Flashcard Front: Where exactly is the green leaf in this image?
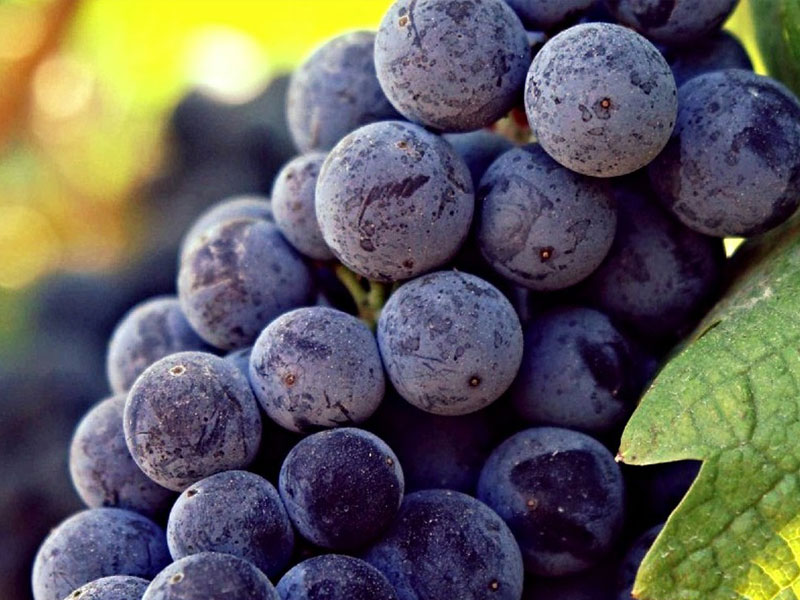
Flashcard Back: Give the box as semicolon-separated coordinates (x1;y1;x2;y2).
752;0;800;97
619;216;800;600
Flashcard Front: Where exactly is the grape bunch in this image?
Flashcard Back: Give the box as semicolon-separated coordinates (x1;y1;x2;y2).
31;0;800;599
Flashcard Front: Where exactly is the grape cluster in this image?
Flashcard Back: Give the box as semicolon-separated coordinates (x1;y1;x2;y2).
31;0;800;599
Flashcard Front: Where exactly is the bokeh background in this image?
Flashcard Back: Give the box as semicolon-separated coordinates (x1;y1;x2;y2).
0;1;791;599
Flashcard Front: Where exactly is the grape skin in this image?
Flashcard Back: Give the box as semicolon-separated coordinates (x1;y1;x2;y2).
61;576;149;600
276;555;398;600
287;31;400;153
374;0;530;132
32;508;170;600
511;307;638;434
477;427;625;576
124;351;262;492
477;144;617;291
604;0;739;45
166;470;294;578
142;552;278;600
315;121;474;282
249;306;385;433
648;69;800;237
178;218;314;350
69;395;175;518
271;153;334;261
364;489;524;600
377;270;523;416
525;23;677;177
106;296;208;394
278;428;403;550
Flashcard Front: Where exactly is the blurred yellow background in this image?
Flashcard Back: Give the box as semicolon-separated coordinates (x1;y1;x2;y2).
0;0;765;352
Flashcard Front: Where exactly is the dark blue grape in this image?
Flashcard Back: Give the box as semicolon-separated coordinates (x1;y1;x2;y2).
477;144;616;290
525;23;677;177
504;0;595;30
32;508;170;600
272;153;333;260
443;130;514;188
69;395;175;518
106;297;208;394
578;174;724;341
249;306;385;433
166;470;293;578
364;489;524;600
287;31;399;152
142;552;278;600
178;218;314;350
477;427;624;576
278;428;403;549
179;195;273;261
648;69;800;237
124;351;261;491
276;555;398;600
370;393;497;494
662;30;752;87
377;271;523;415
616;524;663;600
315;120;474;282
374;0;530;132
511;307;637;434
604;0;738;45
62;576;149;600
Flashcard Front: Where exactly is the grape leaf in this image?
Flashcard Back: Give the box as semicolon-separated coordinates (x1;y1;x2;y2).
751;0;800;97
619;215;800;600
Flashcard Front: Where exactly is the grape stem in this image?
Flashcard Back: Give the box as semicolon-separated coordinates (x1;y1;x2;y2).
334;264;388;329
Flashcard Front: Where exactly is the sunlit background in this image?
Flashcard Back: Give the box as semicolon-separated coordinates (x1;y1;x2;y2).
0;1;789;598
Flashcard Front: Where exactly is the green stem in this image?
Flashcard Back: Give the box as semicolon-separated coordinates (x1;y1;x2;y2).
334;264;389;329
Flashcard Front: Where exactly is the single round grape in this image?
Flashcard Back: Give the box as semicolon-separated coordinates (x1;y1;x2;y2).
32;508;170;600
276;555;398;600
69;395;175;518
62;576;149;600
278;428;403;549
578;174;724;341
364;489;524;600
106;296;208;394
124;351;262;491
504;0;595;30
377;271;523;415
374;0;530;132
662;30;752;87
178;218;314;350
525;23;677;177
142;552;278;600
287;31;400;152
166;470;293;578
477;144;617;290
604;0;739;45
370;393;497;494
648;69;800;237
316;121;474;281
250;306;385;433
616;524;663;600
443;130;514;188
272;153;334;260
477;427;625;576
511;307;638;434
179;195;273;261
